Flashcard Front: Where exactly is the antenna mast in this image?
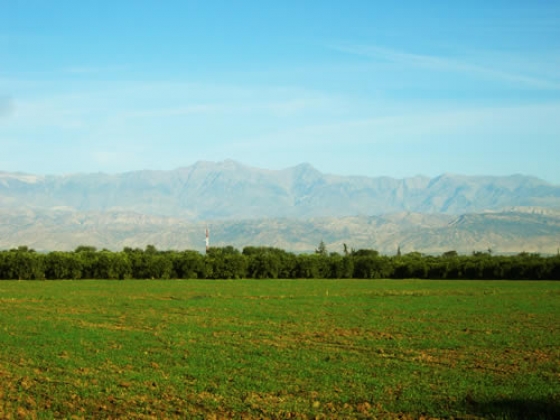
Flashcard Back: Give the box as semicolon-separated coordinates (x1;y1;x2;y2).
205;224;210;254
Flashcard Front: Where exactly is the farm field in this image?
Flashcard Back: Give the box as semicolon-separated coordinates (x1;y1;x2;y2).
0;280;559;419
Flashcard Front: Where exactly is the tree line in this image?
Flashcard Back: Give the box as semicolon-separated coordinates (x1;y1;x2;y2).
1;244;559;280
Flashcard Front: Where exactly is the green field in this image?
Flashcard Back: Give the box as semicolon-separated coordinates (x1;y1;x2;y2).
0;280;559;419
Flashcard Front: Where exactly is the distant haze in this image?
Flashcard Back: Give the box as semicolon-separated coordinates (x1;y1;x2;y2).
1;161;560;254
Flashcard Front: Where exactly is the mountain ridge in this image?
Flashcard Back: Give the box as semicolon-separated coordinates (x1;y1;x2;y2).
1;207;559;255
2;161;560;254
1;160;559;220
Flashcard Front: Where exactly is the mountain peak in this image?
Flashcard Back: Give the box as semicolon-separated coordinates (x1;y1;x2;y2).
1;163;558;220
292;162;316;170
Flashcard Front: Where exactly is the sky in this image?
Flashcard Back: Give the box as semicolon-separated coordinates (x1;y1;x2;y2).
1;1;560;182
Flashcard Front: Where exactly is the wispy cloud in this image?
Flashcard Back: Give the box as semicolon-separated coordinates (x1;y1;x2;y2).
232;101;560;153
332;44;560;90
3;79;338;133
62;65;128;75
121;104;218;119
469;15;560;34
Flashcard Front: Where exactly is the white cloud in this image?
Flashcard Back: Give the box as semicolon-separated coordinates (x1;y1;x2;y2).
332;44;560;90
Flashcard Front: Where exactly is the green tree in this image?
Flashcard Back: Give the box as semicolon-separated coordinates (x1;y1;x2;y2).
75;245;97;253
393;253;427;279
329;254;354;278
353;254;392;279
442;250;458;258
92;252;132;280
45;252;83;280
172;251;206;279
206;247;247;279
5;250;45;280
145;244;158;254
295;254;321;278
245;248;282;279
133;252;173;279
316;240;328;256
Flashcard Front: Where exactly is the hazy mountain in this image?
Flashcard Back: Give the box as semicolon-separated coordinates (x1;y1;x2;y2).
1;207;559;255
1;160;560;219
2;161;560;254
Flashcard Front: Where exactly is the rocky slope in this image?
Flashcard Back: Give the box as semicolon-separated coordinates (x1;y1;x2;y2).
1;160;560;219
1;207;559;255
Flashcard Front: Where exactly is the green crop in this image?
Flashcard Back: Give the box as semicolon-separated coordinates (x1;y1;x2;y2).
0;280;558;419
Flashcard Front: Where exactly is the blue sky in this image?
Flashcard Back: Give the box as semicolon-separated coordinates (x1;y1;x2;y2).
1;1;560;182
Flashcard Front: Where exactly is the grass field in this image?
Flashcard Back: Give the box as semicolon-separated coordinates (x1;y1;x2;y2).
0;279;559;419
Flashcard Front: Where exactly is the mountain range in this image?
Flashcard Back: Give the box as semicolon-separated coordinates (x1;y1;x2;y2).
1;160;560;254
